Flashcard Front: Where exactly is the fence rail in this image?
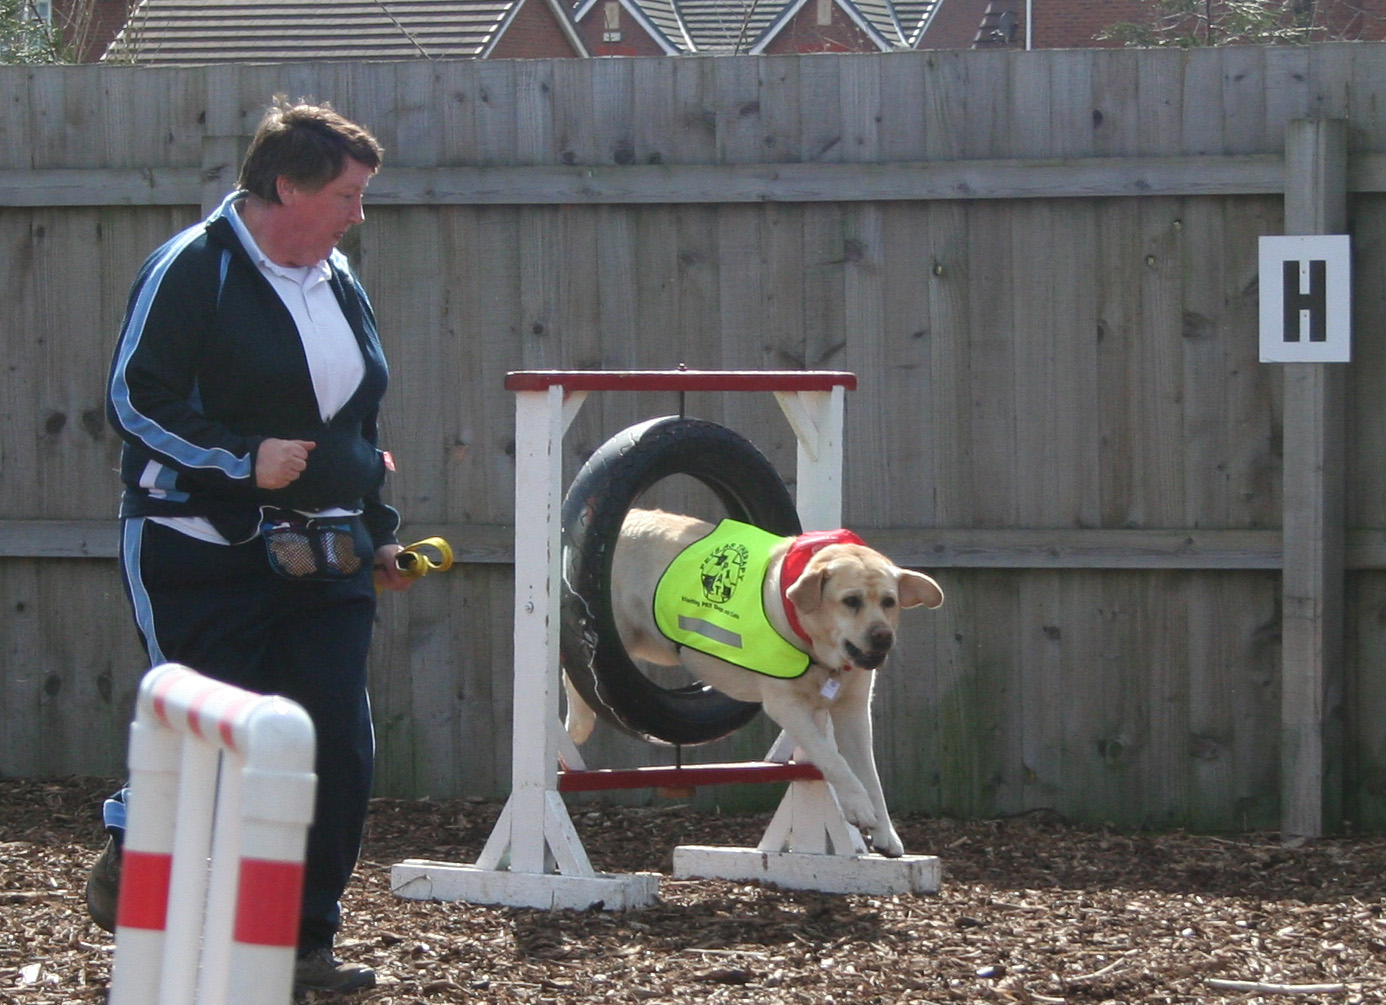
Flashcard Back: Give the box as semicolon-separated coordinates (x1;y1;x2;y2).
10;152;1386;208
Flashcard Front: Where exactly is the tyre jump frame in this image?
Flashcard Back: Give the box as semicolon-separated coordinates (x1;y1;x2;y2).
390;370;941;910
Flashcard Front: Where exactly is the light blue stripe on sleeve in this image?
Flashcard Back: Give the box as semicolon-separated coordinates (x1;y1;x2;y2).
108;194;254;481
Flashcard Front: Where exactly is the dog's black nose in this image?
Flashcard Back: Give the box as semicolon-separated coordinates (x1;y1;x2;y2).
846;627;895;669
866;625;894;652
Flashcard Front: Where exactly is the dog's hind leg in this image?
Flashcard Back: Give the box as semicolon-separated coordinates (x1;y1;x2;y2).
562;672;597;745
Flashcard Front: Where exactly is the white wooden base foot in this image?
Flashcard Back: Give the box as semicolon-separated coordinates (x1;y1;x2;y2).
390;860;660;911
671;846;941;896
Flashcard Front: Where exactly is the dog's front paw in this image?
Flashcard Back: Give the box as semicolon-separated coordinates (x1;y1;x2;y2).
870;821;904;858
837;788;879;830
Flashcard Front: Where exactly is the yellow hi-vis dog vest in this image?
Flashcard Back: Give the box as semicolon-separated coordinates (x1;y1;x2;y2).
653;519;811;679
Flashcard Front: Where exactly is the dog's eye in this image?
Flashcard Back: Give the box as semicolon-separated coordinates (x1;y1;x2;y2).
882;596;897;609
843;595;863;611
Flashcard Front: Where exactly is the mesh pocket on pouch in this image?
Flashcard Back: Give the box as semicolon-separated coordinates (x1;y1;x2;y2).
261;513;364;580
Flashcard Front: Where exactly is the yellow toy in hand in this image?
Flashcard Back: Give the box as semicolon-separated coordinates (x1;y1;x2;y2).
393;537;454;579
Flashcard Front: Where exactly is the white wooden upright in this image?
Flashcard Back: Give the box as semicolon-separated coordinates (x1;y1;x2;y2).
391;370;939;908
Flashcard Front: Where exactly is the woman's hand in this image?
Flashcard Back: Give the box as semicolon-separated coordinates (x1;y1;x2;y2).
256;438;316;489
373;544;413;592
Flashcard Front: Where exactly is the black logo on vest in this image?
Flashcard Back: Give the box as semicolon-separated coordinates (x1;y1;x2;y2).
700;542;749;604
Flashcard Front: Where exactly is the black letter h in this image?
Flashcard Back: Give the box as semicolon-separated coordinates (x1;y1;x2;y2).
1282;259;1327;343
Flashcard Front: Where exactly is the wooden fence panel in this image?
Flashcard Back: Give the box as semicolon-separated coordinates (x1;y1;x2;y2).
1348;194;1386;529
1;562;45;776
4;47;1386;831
962;202;1017;527
1348;572;1386;829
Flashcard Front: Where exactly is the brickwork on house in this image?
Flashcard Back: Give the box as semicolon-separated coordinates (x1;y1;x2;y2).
54;0;133;61
914;0;985;48
488;0;584;56
1316;0;1386;38
1029;0;1146;48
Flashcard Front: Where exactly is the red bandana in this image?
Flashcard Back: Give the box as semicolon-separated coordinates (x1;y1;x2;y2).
779;529;866;648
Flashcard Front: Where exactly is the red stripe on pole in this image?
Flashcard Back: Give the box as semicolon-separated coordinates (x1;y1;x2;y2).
215;693;257;753
218;715;236;751
504;369;857;393
152;672;180;728
234;859;305;947
116;850;172;931
186;686;212;740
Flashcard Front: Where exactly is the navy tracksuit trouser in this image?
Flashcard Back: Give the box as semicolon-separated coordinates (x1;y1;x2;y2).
118;517;377;953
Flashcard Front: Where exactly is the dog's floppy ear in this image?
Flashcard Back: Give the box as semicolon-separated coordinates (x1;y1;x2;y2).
898;569;944;609
786;567;827;614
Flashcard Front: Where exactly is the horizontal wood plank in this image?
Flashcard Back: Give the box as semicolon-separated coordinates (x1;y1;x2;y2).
864;528;1284;570
0;521;121;559
374;155;1289;204
14;153;1386;210
0;153;1317;209
0;168;201;206
18;520;1386;570
0;520;513;564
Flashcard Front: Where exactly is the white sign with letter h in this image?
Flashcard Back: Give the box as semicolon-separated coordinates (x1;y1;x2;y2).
1259;234;1352;363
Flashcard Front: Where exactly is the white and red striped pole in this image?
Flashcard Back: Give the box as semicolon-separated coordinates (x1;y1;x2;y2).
108;663;317;1005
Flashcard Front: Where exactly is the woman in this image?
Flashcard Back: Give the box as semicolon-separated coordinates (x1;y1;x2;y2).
91;98;411;994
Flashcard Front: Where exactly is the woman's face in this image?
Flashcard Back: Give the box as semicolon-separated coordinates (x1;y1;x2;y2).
275;157;375;266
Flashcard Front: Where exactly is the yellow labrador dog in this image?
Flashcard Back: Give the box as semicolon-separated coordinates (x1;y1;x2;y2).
565;508;944;857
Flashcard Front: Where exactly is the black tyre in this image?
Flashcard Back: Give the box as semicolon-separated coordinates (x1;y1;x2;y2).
560;416;801;746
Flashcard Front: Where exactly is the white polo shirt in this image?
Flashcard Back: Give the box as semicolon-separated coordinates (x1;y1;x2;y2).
227;202;365;422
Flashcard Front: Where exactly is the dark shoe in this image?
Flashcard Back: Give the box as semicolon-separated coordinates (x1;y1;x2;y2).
85;836;121;933
294;948;376;994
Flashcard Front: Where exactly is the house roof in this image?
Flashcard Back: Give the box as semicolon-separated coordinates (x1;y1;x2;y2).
105;0;1380;65
676;0;786;53
571;0;686;53
849;0;942;48
892;0;938;45
749;0;893;52
625;0;692;51
102;0;584;63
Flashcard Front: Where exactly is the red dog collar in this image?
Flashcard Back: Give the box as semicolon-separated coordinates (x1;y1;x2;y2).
779;529;866;648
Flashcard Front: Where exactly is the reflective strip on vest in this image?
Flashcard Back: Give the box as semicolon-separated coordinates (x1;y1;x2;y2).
653;519;811;679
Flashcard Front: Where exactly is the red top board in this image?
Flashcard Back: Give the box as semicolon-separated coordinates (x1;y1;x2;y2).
506;370;857;392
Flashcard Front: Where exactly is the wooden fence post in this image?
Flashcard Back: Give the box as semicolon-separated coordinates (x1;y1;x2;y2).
1280;118;1348;840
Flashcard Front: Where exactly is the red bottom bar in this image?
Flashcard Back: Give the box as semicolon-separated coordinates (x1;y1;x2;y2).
558;760;822;792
